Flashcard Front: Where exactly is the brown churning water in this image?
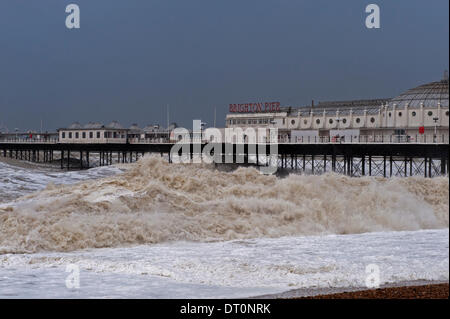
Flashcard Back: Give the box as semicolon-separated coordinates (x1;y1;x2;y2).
0;156;448;253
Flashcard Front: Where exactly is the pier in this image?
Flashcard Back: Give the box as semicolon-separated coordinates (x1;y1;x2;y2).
0;139;448;177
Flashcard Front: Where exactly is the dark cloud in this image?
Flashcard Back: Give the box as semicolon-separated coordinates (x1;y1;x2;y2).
0;0;448;131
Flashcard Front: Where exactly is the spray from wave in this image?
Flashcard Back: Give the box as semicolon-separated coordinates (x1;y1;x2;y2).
0;156;448;253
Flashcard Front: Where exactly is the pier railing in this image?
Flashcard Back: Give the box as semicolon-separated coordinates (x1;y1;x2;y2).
0;134;448;144
285;134;449;144
0;138;59;144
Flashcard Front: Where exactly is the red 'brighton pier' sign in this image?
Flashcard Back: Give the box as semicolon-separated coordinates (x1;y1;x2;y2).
229;102;281;113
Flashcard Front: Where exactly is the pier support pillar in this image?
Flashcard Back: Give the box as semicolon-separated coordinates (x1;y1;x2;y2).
441;156;447;176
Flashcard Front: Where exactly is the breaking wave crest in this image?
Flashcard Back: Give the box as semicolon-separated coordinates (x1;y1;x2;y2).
0;156;448;253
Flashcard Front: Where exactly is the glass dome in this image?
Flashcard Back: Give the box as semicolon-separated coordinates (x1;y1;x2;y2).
389;78;449;108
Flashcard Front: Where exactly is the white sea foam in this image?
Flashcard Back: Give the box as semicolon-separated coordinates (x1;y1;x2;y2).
0;160;122;204
0;229;448;298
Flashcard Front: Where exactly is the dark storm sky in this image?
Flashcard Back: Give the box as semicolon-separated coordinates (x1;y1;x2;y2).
0;0;448;131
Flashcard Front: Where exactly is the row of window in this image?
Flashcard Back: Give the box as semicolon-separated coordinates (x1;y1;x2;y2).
229;110;449;127
229;117;376;126
386;110;449;117
229;118;271;125
61;131;125;139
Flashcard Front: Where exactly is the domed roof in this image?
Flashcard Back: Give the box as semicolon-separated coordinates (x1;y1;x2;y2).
143;124;160;132
129;123;143;132
106;121;124;129
389;78;448;108
68;122;82;129
83;121;104;129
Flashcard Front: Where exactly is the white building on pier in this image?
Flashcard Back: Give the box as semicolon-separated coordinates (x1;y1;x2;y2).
225;77;449;143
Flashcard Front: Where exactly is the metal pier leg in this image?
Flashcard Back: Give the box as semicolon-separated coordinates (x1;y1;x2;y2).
350;157;353;177
362;156;365;176
383;156;387;178
404;157;408;177
428;158;432;178
410;158;413;176
390;156;393;177
332;154;336;172
424;158;427;178
368;155;372;176
61;150;64;169
441;156;447;176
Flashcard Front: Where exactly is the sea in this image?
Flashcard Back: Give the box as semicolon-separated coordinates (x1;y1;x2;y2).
0;156;448;298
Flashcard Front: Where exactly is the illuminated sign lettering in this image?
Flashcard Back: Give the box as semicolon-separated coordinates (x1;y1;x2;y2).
229;102;281;113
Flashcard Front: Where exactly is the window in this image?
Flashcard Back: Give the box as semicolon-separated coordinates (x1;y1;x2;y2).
68;132;72;138
97;132;101;138
316;119;321;124
412;111;417;117
304;119;308;125
428;111;433;116
291;119;295;125
388;112;392;117
329;119;333;124
82;132;86;138
398;112;402;117
370;117;375;123
62;132;65;138
356;118;361;123
104;132;107;138
89;132;93;138
75;132;79;138
446;111;449;117
342;118;347;124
